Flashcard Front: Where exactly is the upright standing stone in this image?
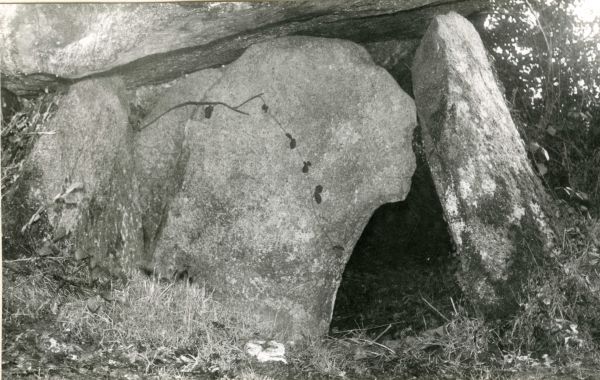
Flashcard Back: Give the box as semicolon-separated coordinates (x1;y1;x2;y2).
412;12;556;316
28;78;144;278
153;36;417;338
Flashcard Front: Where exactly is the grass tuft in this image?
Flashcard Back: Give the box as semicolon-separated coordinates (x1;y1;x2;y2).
58;271;261;373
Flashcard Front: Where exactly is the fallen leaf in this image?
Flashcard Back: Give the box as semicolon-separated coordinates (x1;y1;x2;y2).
536;163;548;176
62;192;81;205
528;141;540;153
38;241;54;257
86;296;102;313
575;191;589;202
100;291;114;302
354;347;368;360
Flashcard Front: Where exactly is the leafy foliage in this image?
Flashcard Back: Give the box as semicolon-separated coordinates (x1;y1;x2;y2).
480;0;600;214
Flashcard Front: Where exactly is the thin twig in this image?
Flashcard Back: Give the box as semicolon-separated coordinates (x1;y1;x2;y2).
3;256;68;263
158;282;175;299
450;296;458;315
351;337;396;354
21;205;46;233
234;92;264;109
24;131;56;135
137;93;264;131
137;101;246;131
332;320;407;335
420;295;449;322
373;324;392;342
524;0;555;128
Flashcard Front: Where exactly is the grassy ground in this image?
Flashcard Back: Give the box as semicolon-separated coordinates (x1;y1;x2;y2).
3;92;600;380
3;223;600;380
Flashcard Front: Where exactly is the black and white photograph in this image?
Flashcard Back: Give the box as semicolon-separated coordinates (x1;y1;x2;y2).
1;1;599;378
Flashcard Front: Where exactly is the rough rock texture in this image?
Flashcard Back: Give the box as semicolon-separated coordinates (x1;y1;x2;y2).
0;1;487;95
1;87;21;123
133;69;223;269
27;78;143;277
363;39;421;96
412;12;556;315
153;36;417;337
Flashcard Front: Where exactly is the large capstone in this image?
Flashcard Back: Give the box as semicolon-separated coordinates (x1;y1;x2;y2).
0;2;487;95
152;36;417;338
412;12;556;316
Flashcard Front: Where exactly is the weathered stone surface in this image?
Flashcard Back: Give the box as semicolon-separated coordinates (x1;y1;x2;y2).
132;69;223;269
1;87;21;123
363;39;421;95
153;36;417;337
27;77;143;277
0;1;487;95
412;12;556;315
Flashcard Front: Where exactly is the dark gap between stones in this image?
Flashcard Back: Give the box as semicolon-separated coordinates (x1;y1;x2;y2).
330;126;462;339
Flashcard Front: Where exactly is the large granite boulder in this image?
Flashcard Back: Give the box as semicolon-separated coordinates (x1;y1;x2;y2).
0;1;487;95
25;78;144;277
133;69;223;269
153;36;417;337
412;12;556;316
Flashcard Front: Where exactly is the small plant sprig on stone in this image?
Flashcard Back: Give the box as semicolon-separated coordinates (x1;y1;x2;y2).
139;92;344;251
135;93;265;131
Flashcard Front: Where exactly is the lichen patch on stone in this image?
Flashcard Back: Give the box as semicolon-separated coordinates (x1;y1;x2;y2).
413;12;556;315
